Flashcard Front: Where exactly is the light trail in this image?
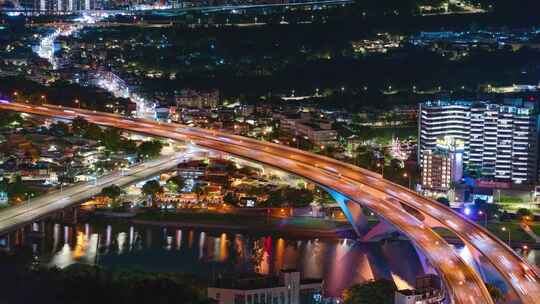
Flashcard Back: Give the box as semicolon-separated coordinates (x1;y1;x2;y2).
7;103;540;304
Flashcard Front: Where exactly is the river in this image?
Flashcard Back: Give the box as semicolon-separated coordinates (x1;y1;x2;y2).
9;220;432;297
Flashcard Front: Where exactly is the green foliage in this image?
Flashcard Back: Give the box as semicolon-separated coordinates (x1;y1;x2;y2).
142;180;163;207
343;279;397;304
223;192;239;206
142;180;163;196
138;140;163;159
516;208;533;219
2;175;36;204
497;195;524;204
0;111;23;128
20;264;212;304
100;128;123;151
264;186;314;208
71;117;137;154
49;121;70;137
356;145;377;170
166;175;185;193
436;197;450;206
101;184;123;202
71;116;90;137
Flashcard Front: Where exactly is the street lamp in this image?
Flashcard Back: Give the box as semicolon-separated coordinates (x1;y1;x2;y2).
501;226;511;246
377;162;384;178
26;192;33;204
478;210;487;227
403;172;411;189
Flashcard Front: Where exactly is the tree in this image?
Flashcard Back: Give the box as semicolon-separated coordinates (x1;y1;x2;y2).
142;180;163;207
71;116;90;137
138;140;163;159
283;187;314;208
6;175;34;204
436;197;450;207
516;208;533;220
192;182;204;200
356;145;377;170
101;184;123;205
49;121;70;137
343;279;396;304
17;264;214;304
166;175;185;194
84;124;103;141
475;200;501;219
101;128;123;152
0;111;23;128
264;190;283;207
223;192;239;206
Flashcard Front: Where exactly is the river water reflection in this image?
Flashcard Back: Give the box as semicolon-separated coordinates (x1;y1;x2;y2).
10;221;538;297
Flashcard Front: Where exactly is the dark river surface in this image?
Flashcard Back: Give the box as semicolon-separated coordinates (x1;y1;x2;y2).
4;220;539;297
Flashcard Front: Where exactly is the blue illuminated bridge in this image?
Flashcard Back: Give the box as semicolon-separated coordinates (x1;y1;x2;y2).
0;102;539;304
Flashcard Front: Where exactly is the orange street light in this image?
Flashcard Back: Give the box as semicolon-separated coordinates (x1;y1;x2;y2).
501;226;511;246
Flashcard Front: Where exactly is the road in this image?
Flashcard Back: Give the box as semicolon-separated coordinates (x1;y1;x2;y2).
1;0;352;14
0;152;185;234
2;102;540;303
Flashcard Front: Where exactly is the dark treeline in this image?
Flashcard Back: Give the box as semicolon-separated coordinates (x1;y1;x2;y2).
0;250;213;304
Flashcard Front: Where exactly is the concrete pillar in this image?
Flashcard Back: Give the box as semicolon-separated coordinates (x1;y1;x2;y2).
324;187;369;236
72;207;78;224
361;220;397;242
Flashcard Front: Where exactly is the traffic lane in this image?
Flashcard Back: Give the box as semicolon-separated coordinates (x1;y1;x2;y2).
0;103;505;303
195;138;493;304
0;154;185;233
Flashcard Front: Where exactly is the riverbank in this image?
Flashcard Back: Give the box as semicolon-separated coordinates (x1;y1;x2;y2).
125;211;357;238
95;210;540;247
433;221;540;249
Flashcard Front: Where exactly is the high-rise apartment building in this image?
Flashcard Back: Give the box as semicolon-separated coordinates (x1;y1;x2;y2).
418;100;540;185
421;137;464;192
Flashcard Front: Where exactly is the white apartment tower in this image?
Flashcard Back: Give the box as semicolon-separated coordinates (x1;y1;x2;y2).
419;100;540;185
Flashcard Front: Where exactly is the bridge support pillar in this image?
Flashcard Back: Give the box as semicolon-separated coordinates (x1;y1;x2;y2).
361;221;397;242
324;187;368;236
72;207;78;224
30;221;46;236
412;243;437;276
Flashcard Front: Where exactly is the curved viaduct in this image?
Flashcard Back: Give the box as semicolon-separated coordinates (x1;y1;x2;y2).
2;102;540;304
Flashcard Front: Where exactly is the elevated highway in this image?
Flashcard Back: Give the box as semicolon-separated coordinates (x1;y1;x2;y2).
0;153;186;233
1;102;540;303
0;0;352;14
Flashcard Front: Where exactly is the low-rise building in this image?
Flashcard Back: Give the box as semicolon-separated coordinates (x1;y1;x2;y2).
176;160;208;179
394;274;444;304
208;270;323;304
175;89;220;109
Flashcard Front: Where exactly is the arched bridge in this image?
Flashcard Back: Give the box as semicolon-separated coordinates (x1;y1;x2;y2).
1;102;539;304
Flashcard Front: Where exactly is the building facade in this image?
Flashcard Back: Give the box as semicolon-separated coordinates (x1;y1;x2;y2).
421;137;464;193
207;270;323;304
419;100;540;185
